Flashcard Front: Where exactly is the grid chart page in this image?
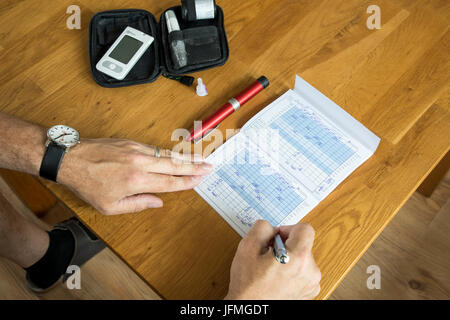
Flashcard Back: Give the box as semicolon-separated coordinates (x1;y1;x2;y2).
195;90;376;236
245;91;366;200
196;135;315;236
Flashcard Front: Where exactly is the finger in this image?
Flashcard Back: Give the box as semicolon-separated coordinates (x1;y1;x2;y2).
156;149;206;164
141;173;203;193
279;223;315;254
150;147;174;158
138;145;204;163
131;143;212;170
163;150;205;163
109;194;163;215
129;144;172;159
278;224;295;242
302;284;321;300
246;220;278;253
145;157;213;176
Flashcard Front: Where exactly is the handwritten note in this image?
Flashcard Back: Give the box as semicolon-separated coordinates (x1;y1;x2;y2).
195;76;380;236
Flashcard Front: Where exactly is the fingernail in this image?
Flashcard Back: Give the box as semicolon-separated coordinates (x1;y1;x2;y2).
149;202;163;208
192;176;202;183
193;154;205;163
202;162;213;171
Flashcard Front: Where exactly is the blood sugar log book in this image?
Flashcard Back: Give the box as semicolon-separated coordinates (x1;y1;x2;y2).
195;75;380;236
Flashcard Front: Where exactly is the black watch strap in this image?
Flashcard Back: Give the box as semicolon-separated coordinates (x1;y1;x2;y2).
39;142;66;182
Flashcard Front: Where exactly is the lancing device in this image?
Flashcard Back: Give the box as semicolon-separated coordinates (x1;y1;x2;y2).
165;10;188;69
186;76;270;143
273;234;289;264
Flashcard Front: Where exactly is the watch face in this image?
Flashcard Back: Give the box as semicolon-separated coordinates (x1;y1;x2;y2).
47;125;80;148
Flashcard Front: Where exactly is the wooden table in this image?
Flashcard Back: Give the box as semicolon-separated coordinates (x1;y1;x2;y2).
1;0;449;299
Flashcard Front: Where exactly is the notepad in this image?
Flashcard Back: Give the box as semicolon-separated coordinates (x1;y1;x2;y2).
195;75;380;236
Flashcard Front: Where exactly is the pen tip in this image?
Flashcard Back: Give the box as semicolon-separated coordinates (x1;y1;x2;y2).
280;256;289;264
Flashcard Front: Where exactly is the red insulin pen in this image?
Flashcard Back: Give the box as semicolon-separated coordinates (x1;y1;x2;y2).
186;76;270;143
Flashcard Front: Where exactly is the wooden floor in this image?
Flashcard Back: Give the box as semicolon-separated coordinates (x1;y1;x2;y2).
0;177;160;300
331;172;450;299
0;172;448;299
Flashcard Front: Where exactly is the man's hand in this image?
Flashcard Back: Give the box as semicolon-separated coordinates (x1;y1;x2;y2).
225;220;321;300
0;113;212;215
58;139;212;215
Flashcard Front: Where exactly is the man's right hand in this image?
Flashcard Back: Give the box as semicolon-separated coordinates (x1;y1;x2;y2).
57;138;213;215
225;220;321;300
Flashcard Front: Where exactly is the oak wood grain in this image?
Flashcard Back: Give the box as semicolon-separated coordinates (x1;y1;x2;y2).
0;0;449;299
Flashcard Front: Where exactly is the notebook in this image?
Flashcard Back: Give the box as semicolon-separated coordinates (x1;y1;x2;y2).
195;75;380;236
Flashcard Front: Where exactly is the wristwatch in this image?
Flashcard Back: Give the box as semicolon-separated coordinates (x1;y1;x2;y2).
39;125;80;182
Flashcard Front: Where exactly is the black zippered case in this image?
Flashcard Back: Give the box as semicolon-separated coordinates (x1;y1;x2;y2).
89;5;229;88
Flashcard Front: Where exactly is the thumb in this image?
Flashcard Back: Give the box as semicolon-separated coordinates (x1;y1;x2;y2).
113;194;163;214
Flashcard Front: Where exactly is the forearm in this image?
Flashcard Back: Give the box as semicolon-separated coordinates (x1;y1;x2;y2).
0;112;212;215
0;112;47;176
